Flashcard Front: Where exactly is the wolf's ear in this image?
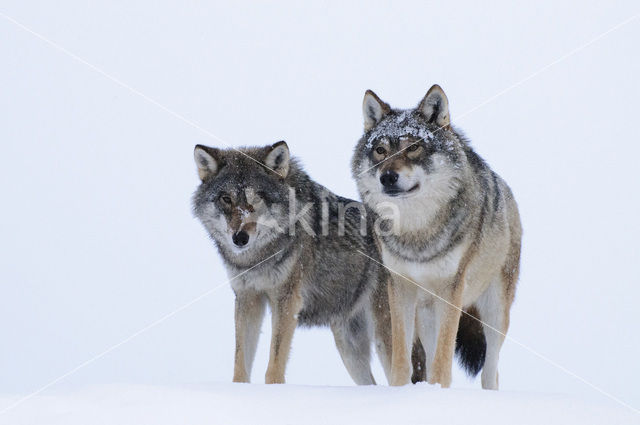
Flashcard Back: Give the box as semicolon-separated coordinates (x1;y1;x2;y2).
194;145;220;181
363;90;390;131
418;84;450;128
264;141;290;178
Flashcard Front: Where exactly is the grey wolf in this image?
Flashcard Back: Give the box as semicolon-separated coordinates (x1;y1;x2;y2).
351;85;522;389
192;142;393;384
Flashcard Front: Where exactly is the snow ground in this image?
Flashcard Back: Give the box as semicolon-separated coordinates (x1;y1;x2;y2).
1;384;637;425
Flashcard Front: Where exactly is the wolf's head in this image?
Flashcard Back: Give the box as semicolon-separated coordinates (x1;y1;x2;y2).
352;85;468;228
192;142;292;258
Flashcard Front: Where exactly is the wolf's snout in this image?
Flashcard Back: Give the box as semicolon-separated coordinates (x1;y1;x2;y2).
380;170;399;187
232;230;250;247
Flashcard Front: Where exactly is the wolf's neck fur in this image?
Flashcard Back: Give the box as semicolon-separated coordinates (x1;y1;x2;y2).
377;183;475;263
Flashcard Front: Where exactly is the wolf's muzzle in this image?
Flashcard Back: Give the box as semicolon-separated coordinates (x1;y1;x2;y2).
380;170;399;187
232;230;250;247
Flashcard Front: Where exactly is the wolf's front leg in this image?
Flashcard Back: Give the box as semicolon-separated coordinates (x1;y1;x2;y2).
427;284;464;388
371;275;393;384
265;279;303;384
388;277;418;386
233;290;267;383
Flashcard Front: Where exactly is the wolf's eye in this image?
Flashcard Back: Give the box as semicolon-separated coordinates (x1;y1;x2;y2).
407;143;419;152
220;195;232;204
375;146;386;155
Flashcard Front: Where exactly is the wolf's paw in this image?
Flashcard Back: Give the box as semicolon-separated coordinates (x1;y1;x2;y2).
427;370;452;388
390;365;411;386
265;370;285;384
232;374;250;383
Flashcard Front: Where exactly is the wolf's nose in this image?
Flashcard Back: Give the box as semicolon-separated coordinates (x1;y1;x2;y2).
380;171;399;187
232;230;250;247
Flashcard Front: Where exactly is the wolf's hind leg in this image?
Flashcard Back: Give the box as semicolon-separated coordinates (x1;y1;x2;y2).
475;279;510;390
331;311;376;385
233;290;266;383
414;301;438;382
411;337;426;383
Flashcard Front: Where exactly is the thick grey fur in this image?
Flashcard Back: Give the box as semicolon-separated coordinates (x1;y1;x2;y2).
193;144;391;385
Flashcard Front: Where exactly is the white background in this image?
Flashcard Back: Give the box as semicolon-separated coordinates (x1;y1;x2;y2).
1;0;638;413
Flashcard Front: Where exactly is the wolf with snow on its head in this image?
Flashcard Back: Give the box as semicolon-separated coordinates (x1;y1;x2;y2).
351;85;522;389
352;85;474;234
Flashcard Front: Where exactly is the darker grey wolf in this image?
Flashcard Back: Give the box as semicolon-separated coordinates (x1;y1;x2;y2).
351;85;522;389
192;141;392;384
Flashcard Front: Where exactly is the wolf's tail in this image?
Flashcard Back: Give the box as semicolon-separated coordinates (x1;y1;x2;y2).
455;305;486;377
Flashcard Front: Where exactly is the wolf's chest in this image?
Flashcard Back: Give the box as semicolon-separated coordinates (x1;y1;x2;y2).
231;272;281;292
380;242;465;286
227;253;298;293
